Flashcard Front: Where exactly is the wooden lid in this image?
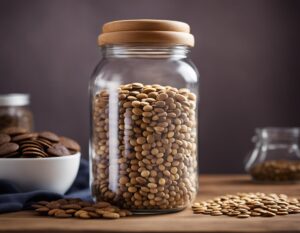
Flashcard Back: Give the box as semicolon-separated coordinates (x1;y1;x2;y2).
98;19;194;47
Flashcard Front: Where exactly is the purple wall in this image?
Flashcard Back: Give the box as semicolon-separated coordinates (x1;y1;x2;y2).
0;0;299;173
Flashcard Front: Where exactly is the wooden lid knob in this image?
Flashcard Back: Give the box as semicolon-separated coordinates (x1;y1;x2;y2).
98;19;194;47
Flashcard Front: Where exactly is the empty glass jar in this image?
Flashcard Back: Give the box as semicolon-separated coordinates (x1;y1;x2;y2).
89;19;199;213
245;127;300;182
0;94;33;131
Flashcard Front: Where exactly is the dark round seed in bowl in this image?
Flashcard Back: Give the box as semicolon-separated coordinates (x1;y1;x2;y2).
0;142;19;156
39;131;60;142
47;143;71;156
0;133;11;145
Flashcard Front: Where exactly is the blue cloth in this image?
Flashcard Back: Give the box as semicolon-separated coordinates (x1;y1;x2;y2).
0;159;91;213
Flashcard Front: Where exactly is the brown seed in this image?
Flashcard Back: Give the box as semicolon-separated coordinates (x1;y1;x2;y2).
88;211;101;218
143;105;153;112
250;212;261;217
291;209;300;214
237;214;250;218
103;212;120;219
36;138;53;148
262;212;276;217
158;178;166;186
132;108;143;115
79;211;91;219
47;143;70;156
157;93;168;101
39;131;60;142
0;143;19;156
35;207;50;213
141;170;150;178
48;208;61;216
12;133;37;142
74;210;86;217
65;209;77;214
136;176;147;184
59;136;81;152
277;211;289;215
128;186;137;193
211;211;223;216
0;133;11;145
119;176;129;185
136;137;146;144
60;204;82;210
175;94;187;102
118;210;128;217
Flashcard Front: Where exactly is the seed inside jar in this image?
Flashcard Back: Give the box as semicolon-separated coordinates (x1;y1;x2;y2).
92;83;197;211
250;160;300;182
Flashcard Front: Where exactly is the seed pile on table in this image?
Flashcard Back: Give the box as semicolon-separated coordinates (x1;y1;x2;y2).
0;127;80;158
32;198;132;219
92;83;198;211
250;160;300;182
192;193;300;218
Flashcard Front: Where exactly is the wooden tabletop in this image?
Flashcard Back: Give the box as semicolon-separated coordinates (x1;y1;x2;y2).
0;175;300;233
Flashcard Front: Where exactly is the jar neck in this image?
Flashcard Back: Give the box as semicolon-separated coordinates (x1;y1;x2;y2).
254;127;300;145
101;44;190;59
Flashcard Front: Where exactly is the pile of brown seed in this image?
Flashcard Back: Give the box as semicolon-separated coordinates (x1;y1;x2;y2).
92;83;197;211
0;127;80;158
250;160;300;182
192;193;300;218
32;198;132;219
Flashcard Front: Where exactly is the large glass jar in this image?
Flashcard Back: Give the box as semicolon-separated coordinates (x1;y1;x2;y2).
0;94;33;131
89;19;199;213
245;127;300;182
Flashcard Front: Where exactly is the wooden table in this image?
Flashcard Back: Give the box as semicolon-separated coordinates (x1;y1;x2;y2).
0;175;299;233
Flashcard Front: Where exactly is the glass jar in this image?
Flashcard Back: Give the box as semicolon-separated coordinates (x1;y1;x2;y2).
89;19;199;213
0;94;33;131
245;127;300;182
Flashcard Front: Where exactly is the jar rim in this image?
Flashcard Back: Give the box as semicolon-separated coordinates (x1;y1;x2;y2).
254;127;300;142
255;127;300;134
0;94;30;106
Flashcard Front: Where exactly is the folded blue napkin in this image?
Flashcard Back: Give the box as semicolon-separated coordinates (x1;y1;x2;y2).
0;159;91;213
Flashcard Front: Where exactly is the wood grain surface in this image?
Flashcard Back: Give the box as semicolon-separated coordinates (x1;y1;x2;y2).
0;175;299;233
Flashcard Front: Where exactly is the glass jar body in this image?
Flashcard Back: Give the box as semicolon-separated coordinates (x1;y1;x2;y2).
245;128;300;182
0;105;33;131
89;45;199;213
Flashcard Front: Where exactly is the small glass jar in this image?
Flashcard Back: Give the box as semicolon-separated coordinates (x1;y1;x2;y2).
0;94;33;131
245;127;300;182
89;19;199;213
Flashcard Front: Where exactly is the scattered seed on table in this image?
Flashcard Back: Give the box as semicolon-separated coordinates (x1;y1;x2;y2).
32;198;132;219
192;192;300;219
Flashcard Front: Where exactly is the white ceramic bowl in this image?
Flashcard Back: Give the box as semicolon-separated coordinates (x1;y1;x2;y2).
0;153;81;194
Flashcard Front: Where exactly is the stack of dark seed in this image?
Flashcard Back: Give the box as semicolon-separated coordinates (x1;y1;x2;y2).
32;198;132;219
192;192;300;219
0;127;80;158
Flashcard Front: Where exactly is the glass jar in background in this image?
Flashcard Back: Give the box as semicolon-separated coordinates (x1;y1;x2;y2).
90;19;199;213
0;94;33;131
245;127;300;182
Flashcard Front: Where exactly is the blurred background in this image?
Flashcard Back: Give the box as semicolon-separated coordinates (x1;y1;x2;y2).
0;0;299;173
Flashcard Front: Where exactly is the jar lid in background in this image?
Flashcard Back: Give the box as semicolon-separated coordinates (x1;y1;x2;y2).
0;94;30;106
98;19;195;47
